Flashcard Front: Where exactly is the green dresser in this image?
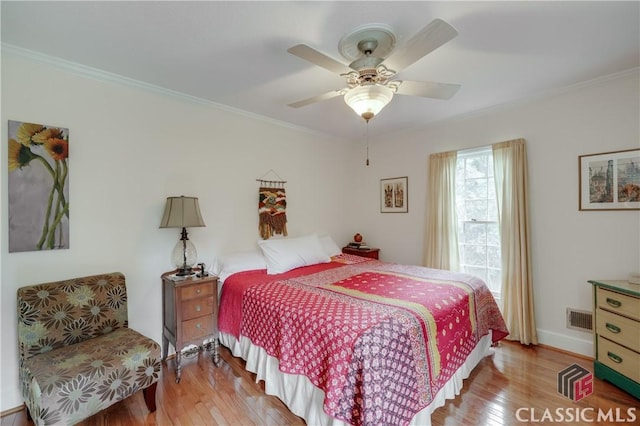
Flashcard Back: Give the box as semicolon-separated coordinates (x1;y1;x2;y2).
588;279;640;398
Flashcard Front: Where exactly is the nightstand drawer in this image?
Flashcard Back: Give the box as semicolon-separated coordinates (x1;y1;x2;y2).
597;336;640;383
181;282;214;300
182;316;215;341
182;296;215;321
596;308;640;352
597;287;640;321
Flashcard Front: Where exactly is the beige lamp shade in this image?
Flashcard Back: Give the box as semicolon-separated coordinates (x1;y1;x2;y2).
159;196;205;275
159;196;206;229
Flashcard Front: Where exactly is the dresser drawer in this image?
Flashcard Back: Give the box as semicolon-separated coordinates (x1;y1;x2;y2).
597;287;640;321
597;336;640;383
182;296;215;321
180;282;214;300
596;308;640;352
182;316;215;342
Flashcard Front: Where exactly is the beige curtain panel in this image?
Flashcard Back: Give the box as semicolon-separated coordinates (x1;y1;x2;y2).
493;138;537;345
424;150;460;270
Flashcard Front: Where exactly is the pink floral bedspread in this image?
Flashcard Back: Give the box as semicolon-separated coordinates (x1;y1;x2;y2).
218;255;508;426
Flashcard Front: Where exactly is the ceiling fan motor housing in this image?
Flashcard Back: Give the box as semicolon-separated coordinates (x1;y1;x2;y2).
349;54;384;71
359;68;378;83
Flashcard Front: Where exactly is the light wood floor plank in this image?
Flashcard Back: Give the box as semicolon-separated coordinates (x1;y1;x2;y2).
2;342;637;425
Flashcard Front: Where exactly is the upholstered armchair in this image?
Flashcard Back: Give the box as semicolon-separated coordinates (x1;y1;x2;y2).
17;272;161;425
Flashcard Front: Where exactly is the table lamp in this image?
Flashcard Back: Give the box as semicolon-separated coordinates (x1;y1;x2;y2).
159;196;206;276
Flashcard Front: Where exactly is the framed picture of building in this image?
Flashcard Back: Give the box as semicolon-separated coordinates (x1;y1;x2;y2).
579;148;639;210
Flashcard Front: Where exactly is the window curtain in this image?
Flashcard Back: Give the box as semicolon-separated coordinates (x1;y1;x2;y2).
493;138;538;345
424;150;460;270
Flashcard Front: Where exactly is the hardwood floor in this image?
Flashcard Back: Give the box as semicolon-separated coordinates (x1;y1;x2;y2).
430;342;638;425
2;342;637;425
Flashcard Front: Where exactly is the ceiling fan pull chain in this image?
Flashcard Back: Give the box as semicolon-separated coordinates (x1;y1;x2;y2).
366;120;370;166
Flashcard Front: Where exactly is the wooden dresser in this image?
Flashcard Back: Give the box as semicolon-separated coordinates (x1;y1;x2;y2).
161;272;220;382
589;279;639;398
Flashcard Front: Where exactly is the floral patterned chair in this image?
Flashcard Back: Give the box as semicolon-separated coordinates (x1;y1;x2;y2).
17;272;161;425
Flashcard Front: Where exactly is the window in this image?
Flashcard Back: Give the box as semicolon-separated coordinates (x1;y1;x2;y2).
426;139;533;341
455;147;502;299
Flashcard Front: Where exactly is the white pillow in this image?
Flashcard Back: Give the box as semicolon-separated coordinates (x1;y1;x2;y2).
319;234;342;257
258;234;331;275
211;250;267;283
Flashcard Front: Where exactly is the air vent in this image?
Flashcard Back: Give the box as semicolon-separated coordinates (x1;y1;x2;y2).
566;308;593;332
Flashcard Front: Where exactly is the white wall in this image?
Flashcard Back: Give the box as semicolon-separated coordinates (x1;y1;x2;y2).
346;69;640;356
0;51;351;411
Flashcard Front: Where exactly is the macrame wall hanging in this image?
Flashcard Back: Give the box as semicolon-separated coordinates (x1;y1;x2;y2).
256;170;287;240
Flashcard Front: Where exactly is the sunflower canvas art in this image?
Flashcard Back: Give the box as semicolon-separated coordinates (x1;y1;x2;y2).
8;120;69;252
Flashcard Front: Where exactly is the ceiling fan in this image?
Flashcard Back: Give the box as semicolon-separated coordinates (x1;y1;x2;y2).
287;19;461;121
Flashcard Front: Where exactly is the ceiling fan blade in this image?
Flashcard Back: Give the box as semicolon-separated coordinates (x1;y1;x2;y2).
385;19;458;72
287;90;344;108
395;80;461;100
287;44;351;75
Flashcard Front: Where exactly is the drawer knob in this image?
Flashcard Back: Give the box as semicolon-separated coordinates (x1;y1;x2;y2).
607;351;623;364
606;297;621;308
196;323;201;329
196;289;202;294
605;323;621;334
196;305;201;312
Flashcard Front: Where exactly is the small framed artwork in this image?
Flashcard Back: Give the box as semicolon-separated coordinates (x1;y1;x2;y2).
579;148;640;211
380;176;408;213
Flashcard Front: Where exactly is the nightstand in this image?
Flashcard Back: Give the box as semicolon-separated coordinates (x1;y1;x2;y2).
342;246;380;260
161;271;220;383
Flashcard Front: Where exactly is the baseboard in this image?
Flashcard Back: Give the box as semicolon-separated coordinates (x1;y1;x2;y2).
0;404;25;417
536;328;593;358
537;343;593;361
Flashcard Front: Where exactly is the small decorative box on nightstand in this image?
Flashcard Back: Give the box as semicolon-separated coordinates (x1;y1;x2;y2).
161;271;221;383
588;279;639;398
342;246;380;260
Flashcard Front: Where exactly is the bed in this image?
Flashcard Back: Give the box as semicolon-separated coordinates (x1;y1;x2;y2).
214;235;508;426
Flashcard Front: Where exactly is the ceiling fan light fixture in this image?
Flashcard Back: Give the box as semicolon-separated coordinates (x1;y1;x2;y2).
344;84;394;121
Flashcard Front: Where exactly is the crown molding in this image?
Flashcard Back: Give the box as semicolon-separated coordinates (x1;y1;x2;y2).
431;67;640;128
4;43;635;144
1;43;339;141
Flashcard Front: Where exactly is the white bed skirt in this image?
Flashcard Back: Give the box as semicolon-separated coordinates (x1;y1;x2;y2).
219;331;494;426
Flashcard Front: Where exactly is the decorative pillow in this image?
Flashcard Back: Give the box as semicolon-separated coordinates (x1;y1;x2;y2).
319;234;342;257
258;234;331;275
211;250;267;283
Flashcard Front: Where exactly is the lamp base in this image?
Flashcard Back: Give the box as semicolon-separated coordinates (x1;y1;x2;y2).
171;228;198;276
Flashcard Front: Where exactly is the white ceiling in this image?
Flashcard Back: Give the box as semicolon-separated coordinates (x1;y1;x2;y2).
2;1;639;140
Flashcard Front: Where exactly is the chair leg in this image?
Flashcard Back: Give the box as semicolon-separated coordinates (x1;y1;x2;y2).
143;382;157;412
